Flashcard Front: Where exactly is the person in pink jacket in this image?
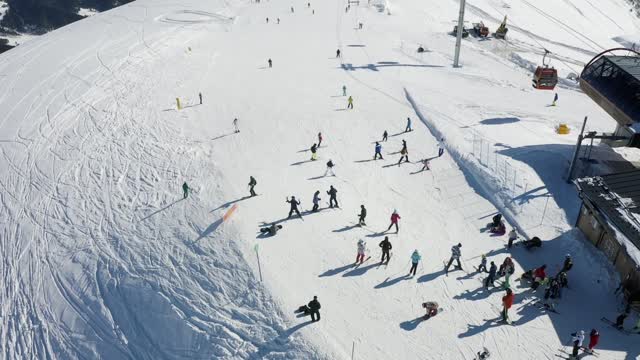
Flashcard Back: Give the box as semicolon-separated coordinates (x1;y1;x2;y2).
386;210;401;233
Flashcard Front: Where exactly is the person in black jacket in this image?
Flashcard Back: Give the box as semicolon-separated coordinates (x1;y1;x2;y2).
561;255;573;273
379;236;392;264
485;262;497;288
248;176;257;197
308;296;321;322
358;205;367;226
327;186;338;208
286;196;302;219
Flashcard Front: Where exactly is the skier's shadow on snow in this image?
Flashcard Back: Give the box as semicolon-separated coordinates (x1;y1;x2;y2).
307;175;331;181
343;263;378;277
254;321;314;357
458;318;503;338
374;274;409;289
365;231;388;238
417;269;447;283
399;316;425;331
333;224;359;233
210;196;252;212
290;159;315;166
453;287;493;301
192;218;223;243
138;198;183;222
318;263;355;277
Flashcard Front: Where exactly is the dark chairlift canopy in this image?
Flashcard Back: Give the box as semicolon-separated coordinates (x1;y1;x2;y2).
580;48;640;127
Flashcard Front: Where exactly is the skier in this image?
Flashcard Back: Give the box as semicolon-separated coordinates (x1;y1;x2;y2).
325;159;335;176
268;58;272;68
374;142;383;160
266;17;269;23
401;139;407;153
342;85;347;96
485;261;497;288
386;209;401;233
561;254;573;273
291;6;294;13
312;190;321;212
233;118;240;133
532;265;547;290
570;330;585;359
409;250;421;276
308;296;321;322
397;145;409;165
199;92;203;105
523;236;542;249
307;2;310;7
507;228;517;248
260;223;282;236
358;205;367;226
182;182;190;199
359;22;363;29
587;328;599;354
437;137;445;157
318;132;323;147
379;236;392;264
552;92;558;106
310;143;318;161
382;130;388;142
277;18;280;24
336;49;341;58
286;196;302;219
420;158;430;171
248;176;257;196
405;117;412;132
557;271;568;291
347;96;354;109
543;277;560;310
327;185;338;208
445;243;463;273
501;288;514;323
356;239;367;264
477;254;488;273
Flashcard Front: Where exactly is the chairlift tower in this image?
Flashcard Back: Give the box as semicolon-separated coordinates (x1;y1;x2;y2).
453;0;466;67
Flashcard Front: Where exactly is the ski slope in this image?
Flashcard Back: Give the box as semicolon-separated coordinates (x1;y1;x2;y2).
0;0;639;359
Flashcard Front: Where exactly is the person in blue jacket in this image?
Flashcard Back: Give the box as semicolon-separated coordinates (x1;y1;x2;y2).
409;250;421;276
405;117;412;132
374;142;383;160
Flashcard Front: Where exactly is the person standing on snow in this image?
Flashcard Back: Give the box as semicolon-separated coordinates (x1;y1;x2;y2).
532;265;547;290
199;92;203;105
379;236;392;264
358;205;367;226
507;228;517;248
587;329;599;354
312;191;321;212
382;130;388;142
268;58;272;68
327;185;338;208
445;243;463;272
386;209;401;233
437;137;445;157
248;176;257;197
286;196;302;219
374;142;383;160
336;49;341;58
485;261;497;288
291;6;294;13
266;17;269;23
397;145;409;165
570;330;585;358
420;158;430;171
325;159;335;176
308;296;321;322
409;250;421;276
356;239;367;264
501;288;514;323
342;85;347;96
552;92;558;106
318;132;323;147
405;117;412;132
477;254;488;273
310;143;318;161
233;118;240;133
182;182;190;199
561;254;573;273
347;96;354;109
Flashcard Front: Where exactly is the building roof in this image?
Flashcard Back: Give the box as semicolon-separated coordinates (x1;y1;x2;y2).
576;169;640;252
607;55;640;83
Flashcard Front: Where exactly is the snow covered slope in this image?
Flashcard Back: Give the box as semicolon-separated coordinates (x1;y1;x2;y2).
0;0;639;359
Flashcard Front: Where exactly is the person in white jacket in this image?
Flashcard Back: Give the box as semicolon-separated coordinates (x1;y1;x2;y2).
570;330;585;359
356;239;367;264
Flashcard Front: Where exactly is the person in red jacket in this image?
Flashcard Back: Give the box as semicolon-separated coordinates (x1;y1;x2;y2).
501;288;514;323
587;328;599;354
386;210;401;233
532;265;547;290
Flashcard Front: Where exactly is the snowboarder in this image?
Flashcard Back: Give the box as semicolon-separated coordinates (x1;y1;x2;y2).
308;296;321;322
501;288;514;323
445;243;462;272
475;348;490;360
397;145;409;165
260;223;282;236
358;205;367;226
312;191;321;212
342;85;347;96
268;58;272;68
570;330;585;359
325;159;335;176
356;239;366;264
409;250;421;276
310;143;318;161
420;158;430;171
485;261;497;288
561;254;573;273
386;209;400;233
587;328;599;354
437;137;445;157
182;182;190;199
531;265;547;290
382;130;388;142
543;277;560;309
552;92;558;106
233;118;240;133
286;196;302;219
327;185;338;208
507;228;517;248
347;96;354;109
523;236;542;249
491;213;502;228
422;301;439;319
374;142;383;160
199;92;203;105
477;254;488;273
379;236;392;263
405;117;412;132
248;176;257;196
490;220;506;235
336;49;341;58
318;132;323;147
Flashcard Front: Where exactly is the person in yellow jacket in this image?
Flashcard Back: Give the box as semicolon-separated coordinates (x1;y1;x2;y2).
347;96;354;109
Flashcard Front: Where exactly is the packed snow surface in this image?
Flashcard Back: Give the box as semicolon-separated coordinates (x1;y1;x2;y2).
1;0;640;359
